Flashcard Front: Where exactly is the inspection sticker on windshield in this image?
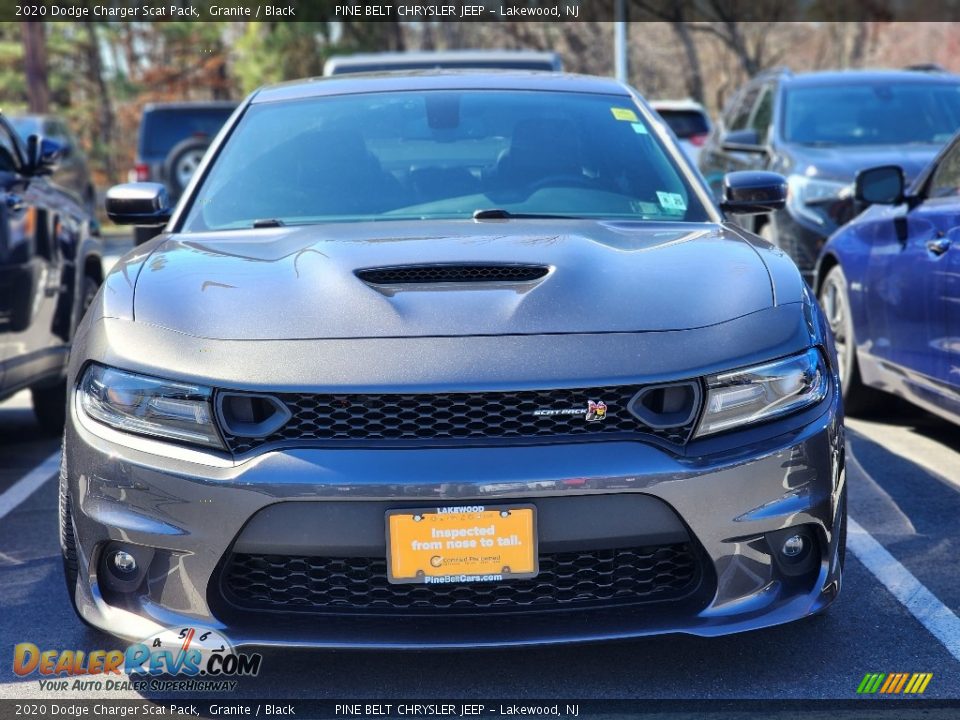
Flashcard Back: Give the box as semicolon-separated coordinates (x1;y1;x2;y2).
656;191;687;212
610;107;639;122
631;122;648;134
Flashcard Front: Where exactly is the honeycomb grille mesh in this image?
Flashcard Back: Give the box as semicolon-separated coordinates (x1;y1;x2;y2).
357;264;548;284
219;385;699;454
222;544;700;614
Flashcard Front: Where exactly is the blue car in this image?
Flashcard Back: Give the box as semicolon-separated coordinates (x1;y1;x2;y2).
815;131;960;421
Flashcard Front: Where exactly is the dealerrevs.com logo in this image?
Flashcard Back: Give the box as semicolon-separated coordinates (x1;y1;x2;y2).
13;626;262;692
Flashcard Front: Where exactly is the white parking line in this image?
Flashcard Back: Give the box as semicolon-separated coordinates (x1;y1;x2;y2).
0;451;61;522
848;516;960;662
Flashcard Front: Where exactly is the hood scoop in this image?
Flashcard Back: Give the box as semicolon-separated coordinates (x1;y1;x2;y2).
356;263;549;286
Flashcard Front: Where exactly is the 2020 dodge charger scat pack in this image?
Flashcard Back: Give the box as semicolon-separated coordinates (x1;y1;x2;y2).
63;73;845;648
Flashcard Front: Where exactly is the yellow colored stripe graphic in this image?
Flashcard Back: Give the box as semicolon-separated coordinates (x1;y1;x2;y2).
856;672;932;694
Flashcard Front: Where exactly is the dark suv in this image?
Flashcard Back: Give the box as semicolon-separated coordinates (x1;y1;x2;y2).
0;115;102;431
129;101;237;243
699;68;960;282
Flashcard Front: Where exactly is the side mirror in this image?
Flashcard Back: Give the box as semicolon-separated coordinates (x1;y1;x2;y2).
105;183;172;226
720;171;787;215
721;128;765;154
855;165;904;206
25;135;64;175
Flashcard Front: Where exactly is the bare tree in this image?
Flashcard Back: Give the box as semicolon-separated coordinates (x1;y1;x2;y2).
630;3;705;101
672;21;705;102
22;23;50;113
82;23;116;180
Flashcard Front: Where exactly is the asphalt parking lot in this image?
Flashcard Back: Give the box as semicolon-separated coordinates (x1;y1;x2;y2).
1;240;959;704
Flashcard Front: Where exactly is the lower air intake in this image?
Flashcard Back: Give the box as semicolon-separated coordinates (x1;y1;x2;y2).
220;543;701;615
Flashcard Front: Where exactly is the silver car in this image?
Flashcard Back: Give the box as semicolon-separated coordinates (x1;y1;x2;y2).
63;72;845;648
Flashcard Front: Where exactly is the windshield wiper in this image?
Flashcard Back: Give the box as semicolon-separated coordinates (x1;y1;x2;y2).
472;208;581;220
252;218;286;228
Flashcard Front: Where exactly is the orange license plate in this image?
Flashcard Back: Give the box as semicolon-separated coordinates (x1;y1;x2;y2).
386;505;538;584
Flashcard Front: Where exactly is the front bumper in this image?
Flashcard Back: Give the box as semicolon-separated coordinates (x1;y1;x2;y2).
65;385;844;649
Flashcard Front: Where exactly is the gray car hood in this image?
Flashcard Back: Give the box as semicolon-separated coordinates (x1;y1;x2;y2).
133;220;776;340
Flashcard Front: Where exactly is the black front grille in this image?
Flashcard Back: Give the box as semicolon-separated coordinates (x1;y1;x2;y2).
357;264;548;285
221;544;701;615
219;385;701;454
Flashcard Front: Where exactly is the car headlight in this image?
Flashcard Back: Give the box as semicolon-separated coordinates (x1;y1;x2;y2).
694;348;829;437
786;175;854;228
78;364;223;449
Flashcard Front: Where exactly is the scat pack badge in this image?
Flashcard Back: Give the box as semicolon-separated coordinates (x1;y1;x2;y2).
533;400;608;422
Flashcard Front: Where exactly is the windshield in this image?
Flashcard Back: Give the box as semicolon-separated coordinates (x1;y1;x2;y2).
181;90;709;232
783;82;960;147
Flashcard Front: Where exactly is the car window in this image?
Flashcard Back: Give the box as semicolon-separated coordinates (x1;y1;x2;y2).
182;90;711;232
928;139;960;198
43;120;70;146
656;110;710;139
727;86;760;131
140;108;235;157
0;122;20;172
783;82;960;146
750;85;774;139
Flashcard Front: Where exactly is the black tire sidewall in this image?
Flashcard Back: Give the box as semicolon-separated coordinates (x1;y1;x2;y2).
821;265;858;398
163;138;210;197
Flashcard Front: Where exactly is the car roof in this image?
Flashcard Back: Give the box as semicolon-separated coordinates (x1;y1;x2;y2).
253;71;630;104
142;101;239;112
649;99;707;112
784;69;960;87
326;50;560;67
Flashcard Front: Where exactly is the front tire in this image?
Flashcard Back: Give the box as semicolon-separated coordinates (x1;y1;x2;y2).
837;482;847;572
59;449;80;612
818;264;884;415
59;445;97;629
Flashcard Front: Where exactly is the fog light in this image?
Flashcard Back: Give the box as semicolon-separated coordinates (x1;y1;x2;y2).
781;535;806;558
112;550;138;575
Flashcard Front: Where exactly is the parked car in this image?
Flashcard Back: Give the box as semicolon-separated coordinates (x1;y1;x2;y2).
699;68;960;283
9;114;96;216
0;114;102;432
815;131;960;423
69;72;843;647
129;101;237;244
323;50;563;76
650;99;712;165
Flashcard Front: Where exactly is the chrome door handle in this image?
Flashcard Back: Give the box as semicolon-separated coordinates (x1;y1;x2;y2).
926;238;951;256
